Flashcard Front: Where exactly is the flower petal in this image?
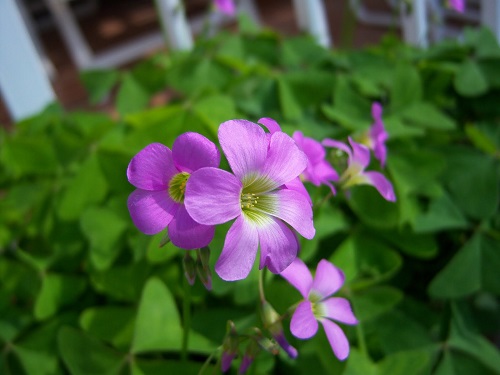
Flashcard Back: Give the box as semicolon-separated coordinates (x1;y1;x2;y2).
363;171;396;202
218;119;268;180
321;297;358;325
284;177;313;205
172;132;220;173
127;189;178;235
274;331;298;359
167;205;215;249
309;160;339;187
290;300;318;339
294;131;325;164
266;189;315;239
320;319;350;361
322;138;352;159
184;167;242;225
262;131;307;187
258;217;299;274
127;143;178;190
371;102;383;120
348;137;370;168
215;215;258;281
221;352;236;372
280;258;313;299
258;117;282;134
310;259;345;299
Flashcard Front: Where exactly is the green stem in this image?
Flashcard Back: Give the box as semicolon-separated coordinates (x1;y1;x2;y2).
356;322;369;359
258;268;266;303
181;275;191;363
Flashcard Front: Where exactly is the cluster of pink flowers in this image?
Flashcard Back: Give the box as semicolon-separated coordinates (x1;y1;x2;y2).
127;103;394;372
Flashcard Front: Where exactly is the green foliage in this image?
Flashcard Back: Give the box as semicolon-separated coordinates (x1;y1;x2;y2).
1;24;499;375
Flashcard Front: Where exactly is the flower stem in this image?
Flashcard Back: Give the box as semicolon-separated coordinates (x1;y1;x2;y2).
181;274;191;363
258;268;266;303
356;321;369;359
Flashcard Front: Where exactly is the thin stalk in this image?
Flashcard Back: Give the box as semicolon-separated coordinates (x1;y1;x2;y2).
181;274;191;363
258;268;266;303
356;321;369;358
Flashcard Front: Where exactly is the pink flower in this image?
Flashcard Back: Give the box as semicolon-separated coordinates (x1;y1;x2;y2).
185;119;315;281
449;0;464;13
322;137;396;202
293;131;339;194
127;133;220;249
367;102;388;167
280;258;358;361
214;0;236;16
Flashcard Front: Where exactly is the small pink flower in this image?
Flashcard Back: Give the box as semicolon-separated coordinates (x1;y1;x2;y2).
449;0;465;13
214;0;236;16
293;131;339;194
280;258;358;361
127;133;220;249
323;137;396;202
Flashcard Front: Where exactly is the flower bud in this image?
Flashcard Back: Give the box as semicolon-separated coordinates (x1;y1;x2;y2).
198;246;211;268
261;300;298;359
196;257;212;290
182;252;196;285
221;321;239;372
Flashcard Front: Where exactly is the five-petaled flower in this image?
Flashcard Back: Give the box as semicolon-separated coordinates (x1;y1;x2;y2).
127;132;220;249
293;131;339;194
185;119;315;281
322;137;396;202
280;258;358;361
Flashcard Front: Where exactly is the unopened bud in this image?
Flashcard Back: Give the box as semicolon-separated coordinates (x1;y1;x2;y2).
261;301;298;359
183;252;196;285
196;257;212;290
198;246;211;268
221;321;239;372
158;230;170;247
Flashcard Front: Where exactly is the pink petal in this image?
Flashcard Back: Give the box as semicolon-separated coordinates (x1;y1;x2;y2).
321;297;358;325
172;132;220;173
215;215;259;281
320;319;350;361
363;171;396;202
270;189;315;239
284;177;313;205
127;143;178;191
348;137;370;168
322;138;352;159
258;117;282;134
309;160;339;187
221;352;236;372
371;102;383;120
294;131;326;164
258;218;299;274
262;132;307;187
127;189;178;235
280;258;313;299
184;167;242;225
310;260;345;299
214;0;236;16
290;300;318;339
167;205;215;250
218;120;268;181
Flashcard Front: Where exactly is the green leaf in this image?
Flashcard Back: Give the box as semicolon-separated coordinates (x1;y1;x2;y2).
390;64;422;113
377;349;431;375
331;232;402;289
34;274;86;320
348;186;400;229
465;124;499;155
351;286;403;322
80;69;120;104
429;234;500;298
413;193;469;233
193;94;238;137
12;345;59;375
58;326;124;375
80;307;135;350
131;359;210;375
377;229;438;258
454;59;488;97
57;155;108;221
278;76;302;121
80;207;128;270
116;73;150;116
0;137;58;177
401;102;456;130
443;148;499;220
132;277;214;354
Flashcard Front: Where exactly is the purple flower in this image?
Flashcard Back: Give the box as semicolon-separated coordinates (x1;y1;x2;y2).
280;258;358;361
449;0;464;13
185;119;315;281
214;0;236;16
367;102;388;167
127;133;220;249
322;137;396;202
293;131;339;194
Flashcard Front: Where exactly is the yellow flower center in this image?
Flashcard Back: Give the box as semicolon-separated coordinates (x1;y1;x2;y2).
168;172;190;203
